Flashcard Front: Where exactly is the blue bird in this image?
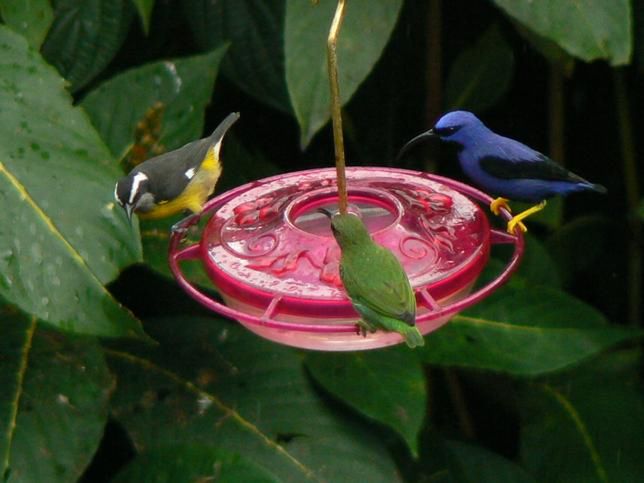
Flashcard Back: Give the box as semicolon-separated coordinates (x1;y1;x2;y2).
397;111;606;233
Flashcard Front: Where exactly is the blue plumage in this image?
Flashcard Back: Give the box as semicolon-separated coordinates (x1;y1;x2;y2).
398;111;606;232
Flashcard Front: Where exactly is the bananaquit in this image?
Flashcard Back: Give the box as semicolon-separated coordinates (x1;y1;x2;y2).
114;112;240;225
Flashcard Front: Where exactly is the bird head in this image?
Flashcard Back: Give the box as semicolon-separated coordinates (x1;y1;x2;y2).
318;209;371;249
114;171;154;222
396;110;488;162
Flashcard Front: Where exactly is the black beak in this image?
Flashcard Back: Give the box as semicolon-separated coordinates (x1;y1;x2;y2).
124;204;134;225
317;207;334;219
395;129;437;163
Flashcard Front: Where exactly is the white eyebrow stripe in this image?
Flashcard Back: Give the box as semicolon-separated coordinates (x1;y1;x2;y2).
185;167;195;179
129;172;148;204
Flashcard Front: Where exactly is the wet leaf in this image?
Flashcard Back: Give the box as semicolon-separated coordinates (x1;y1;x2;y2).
305;346;426;457
42;0;133;91
285;0;403;147
108;316;402;482
0;26;144;337
2;321;113;482
82;47;227;160
491;0;632;66
0;0;53;49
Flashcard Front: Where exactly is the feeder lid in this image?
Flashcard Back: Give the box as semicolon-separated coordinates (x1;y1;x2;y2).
199;167;489;318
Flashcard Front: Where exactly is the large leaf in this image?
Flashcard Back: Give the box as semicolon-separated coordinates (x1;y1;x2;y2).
42;0;133;91
2;323;114;482
0;0;53;49
520;352;644;481
0;26;144;337
420;284;641;376
491;0;632;66
445;25;514;113
285;0;403;147
0;310;34;481
305;347;426;457
82;47;228;160
181;0;289;112
108;316;403;482
113;444;280;483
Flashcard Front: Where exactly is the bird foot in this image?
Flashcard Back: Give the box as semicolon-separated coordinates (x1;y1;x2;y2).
505;201;547;234
171;212;200;234
489;197;511;216
355;320;376;337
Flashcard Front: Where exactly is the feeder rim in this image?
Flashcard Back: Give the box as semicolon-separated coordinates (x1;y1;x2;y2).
168;168;524;333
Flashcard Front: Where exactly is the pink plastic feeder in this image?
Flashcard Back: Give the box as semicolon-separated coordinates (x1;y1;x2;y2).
169;167;524;350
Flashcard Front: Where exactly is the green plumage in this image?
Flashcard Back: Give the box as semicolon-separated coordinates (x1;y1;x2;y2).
330;213;424;348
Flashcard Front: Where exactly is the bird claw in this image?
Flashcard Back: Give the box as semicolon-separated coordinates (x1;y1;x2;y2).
505;201;547;234
506;217;528;234
171;213;200;234
490;197;511;216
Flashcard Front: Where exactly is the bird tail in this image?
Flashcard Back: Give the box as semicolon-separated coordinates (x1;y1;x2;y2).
588;183;607;194
402;325;425;348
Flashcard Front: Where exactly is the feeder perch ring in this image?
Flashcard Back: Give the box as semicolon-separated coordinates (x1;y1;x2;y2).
168;167;524;351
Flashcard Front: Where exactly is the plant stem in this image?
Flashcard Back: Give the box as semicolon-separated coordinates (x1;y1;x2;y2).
613;69;641;327
327;0;348;214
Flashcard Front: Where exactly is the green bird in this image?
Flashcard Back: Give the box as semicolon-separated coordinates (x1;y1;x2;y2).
321;210;424;348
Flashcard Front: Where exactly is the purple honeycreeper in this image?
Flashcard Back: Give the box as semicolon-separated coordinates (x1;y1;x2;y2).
397;111;606;233
322;211;424;348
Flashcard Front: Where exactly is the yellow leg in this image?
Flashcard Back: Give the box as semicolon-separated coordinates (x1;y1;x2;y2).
490;197;527;233
506;200;547;234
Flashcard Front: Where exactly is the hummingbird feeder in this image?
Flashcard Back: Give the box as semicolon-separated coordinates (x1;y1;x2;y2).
167;0;524;351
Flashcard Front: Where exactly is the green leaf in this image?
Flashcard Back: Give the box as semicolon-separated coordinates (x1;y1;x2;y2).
82;47;228;160
113;444;280;483
0;0;53;49
445;25;514;112
2;323;114;482
285;0;403;147
420;284;641;376
181;0;290;112
130;0;154;34
108;316;403;482
491;0;632;66
0;26;145;337
305;346;426;457
445;440;535;483
42;0;133;91
520;353;644;481
0;311;34;480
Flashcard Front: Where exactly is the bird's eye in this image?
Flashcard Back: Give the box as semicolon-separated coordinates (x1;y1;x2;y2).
435;125;461;136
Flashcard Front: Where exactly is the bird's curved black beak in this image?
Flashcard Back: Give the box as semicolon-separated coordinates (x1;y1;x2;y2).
395;129;437;163
124;204;134;225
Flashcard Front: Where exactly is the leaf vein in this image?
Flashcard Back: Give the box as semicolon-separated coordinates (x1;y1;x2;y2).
105;349;319;481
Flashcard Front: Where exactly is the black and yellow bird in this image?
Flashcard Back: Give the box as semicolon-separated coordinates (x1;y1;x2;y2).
114;112;240;226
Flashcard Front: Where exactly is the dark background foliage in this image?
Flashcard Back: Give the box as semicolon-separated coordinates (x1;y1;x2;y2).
1;0;642;481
